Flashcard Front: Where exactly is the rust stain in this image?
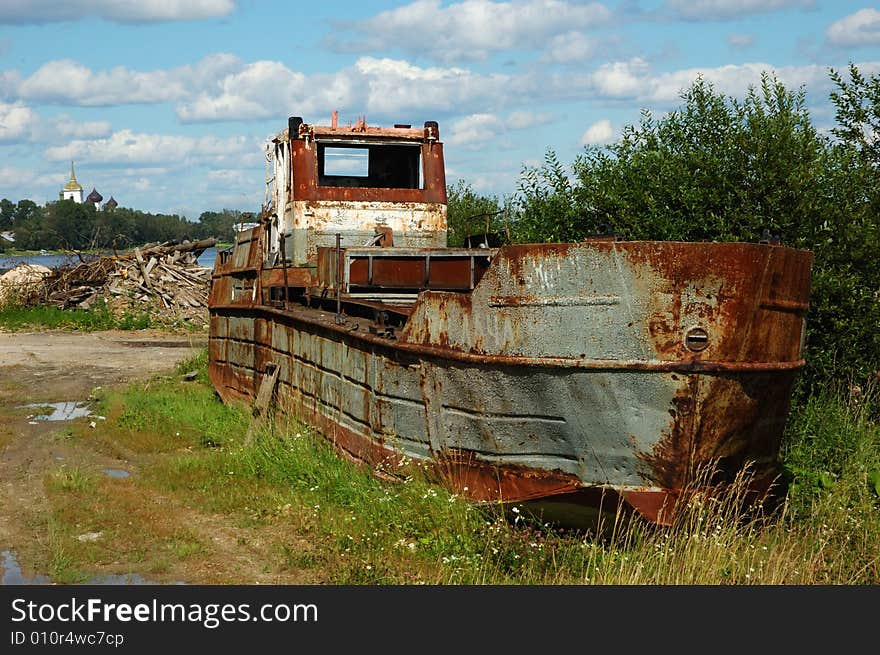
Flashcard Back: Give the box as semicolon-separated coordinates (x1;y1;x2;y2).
639;370;796;497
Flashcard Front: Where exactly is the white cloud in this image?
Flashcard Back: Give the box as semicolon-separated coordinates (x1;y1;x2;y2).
50;115;113;140
354;57;511;117
667;0;812;21
0;70;21;100
16;55;241;107
332;0;611;62
132;178;153;192
0;0;235;24
43;129;253;166
7;54;508;122
541;32;598;64
591;59;650;98
177;61;309;122
207;169;245;183
507;110;554;130
0;101;38;142
581;119;614;145
826;9;880;47
446;113;503;148
727;33;755;49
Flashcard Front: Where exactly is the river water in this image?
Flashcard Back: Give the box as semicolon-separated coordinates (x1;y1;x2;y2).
0;247;219;272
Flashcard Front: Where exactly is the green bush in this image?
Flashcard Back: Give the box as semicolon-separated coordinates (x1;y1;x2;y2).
511;69;880;390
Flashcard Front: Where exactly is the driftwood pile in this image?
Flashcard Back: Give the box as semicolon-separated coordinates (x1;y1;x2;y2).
43;238;216;326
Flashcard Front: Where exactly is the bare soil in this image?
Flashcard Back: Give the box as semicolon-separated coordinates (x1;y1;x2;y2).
0;330;313;585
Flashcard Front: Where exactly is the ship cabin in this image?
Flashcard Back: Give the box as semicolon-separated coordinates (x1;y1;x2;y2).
215;115;495;331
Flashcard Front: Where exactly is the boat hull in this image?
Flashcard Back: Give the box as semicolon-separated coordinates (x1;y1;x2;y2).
208;305;799;525
209;238;812;525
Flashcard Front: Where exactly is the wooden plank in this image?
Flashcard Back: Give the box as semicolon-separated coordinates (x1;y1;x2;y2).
253;363;279;416
134;247;153;290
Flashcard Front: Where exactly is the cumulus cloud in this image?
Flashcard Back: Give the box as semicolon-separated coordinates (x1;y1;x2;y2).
0;0;235;24
330;0;611;62
16;55;241;107
177;56;512;122
0;101;38;142
446;110;555;149
667;0;812;21
581;119;614;145
507;110;554;130
44;129;253;166
0;70;23;101
591;58;650;97
50;115;113;140
541;32;598;64
826;9;880;47
6;54;510;123
445;113;503;148
7;52;880;134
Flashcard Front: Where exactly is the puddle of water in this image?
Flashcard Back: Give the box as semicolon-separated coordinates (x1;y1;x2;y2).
102;468;131;479
1;550;50;585
21;401;91;422
2;549;174;585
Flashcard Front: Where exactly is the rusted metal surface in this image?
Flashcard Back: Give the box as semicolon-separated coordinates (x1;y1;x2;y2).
316;246;493;292
208;116;813;527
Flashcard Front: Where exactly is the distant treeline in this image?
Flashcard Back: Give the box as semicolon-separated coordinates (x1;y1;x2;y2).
0;200;246;251
447;64;879;392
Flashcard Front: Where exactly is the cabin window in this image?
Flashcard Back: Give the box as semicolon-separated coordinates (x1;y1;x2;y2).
318;143;421;189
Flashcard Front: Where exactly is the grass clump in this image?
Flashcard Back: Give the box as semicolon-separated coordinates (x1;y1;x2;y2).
0;298;153;332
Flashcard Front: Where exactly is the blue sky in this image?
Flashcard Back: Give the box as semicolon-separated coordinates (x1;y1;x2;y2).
1;1;878;219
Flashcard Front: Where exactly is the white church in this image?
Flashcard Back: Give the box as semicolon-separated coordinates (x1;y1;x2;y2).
59;161;117;210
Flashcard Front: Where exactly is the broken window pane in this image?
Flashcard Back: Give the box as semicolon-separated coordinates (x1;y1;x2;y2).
318;143;422;189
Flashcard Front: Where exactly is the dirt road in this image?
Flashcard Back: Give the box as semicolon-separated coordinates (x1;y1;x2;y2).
0;330;206;583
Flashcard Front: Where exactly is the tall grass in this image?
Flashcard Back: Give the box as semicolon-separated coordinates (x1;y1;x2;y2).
87;350;880;584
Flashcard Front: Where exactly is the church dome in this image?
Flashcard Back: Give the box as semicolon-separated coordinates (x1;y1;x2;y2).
64;161;83;191
86;188;103;203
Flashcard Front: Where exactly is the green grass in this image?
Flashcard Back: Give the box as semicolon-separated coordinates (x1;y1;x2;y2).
0;300;153;332
54;349;880;584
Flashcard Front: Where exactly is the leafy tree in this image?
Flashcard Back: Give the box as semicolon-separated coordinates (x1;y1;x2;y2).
829;63;880;167
514;150;583;243
445;180;505;246
194;209;243;243
0;199;15;229
514;74;826;245
42;200;97;250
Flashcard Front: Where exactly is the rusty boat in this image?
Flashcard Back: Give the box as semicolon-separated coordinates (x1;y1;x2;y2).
207;115;813;525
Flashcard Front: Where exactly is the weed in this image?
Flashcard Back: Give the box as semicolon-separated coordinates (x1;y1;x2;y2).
49;466;95;493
